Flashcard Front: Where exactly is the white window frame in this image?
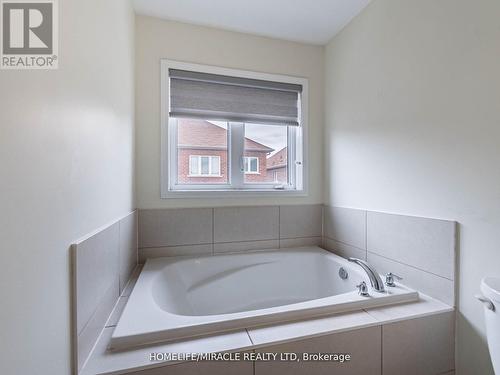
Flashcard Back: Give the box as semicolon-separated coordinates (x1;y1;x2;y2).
160;60;308;198
188;155;221;177
244;156;259;174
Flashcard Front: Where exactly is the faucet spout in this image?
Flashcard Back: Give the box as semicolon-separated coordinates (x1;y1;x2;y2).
348;258;385;293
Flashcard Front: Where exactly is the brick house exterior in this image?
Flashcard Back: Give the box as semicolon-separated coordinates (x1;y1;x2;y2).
265;147;288;183
177;119;275;184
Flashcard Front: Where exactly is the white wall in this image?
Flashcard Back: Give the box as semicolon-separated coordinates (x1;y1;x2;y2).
135;16;324;209
324;0;500;374
0;0;135;374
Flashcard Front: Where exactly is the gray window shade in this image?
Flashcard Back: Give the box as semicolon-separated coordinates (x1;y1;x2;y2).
169;69;302;126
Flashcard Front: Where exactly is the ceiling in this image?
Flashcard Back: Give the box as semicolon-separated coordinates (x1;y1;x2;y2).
133;0;371;45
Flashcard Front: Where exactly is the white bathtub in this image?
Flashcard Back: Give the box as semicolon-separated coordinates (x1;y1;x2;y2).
110;247;418;350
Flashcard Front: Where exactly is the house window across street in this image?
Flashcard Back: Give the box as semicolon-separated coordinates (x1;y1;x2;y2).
189;155;220;176
244;157;259;174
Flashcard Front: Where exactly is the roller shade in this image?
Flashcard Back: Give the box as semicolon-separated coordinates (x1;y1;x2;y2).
169;69;302;126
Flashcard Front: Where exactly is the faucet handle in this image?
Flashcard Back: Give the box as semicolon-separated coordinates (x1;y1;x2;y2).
356;281;369;297
385;272;403;287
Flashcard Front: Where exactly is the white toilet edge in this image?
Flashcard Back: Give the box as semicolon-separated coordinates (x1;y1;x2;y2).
481;277;500;304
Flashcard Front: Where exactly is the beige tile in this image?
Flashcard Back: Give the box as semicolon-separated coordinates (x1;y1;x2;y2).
74;222;120;335
323;206;366;249
382;311;455;375
214;206;279;243
280;236;322;248
364;293;453;325
77;282;118;372
255;326;381;375
105;296;129;328
80;327;253;375
138;208;213;247
322;237;367;260
367;211;456;280
214;239;279;254
279;204;322;239
367;252;454;306
119;211;138;293
139;244;213;262
124;359;253;375
248;310;378;347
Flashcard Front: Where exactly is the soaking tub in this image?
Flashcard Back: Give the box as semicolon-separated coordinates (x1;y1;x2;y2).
110;246;418;350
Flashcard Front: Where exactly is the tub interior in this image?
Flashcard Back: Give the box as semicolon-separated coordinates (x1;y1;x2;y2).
151;251;360;316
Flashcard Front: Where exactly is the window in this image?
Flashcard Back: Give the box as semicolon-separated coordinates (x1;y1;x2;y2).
244;157;259;174
161;60;307;196
189;156;221;176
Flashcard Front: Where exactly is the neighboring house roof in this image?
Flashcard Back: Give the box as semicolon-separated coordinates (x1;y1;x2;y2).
266;147;287;170
178;119;274;153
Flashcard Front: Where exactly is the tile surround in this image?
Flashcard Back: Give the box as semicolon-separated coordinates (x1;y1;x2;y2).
323;206;366;250
214;206;279;243
322;237;366;260
124;360;254;375
367;211;455;280
382;311;455;375
322;205;456;306
254;326;382;375
138;208;213;248
279;204;323;239
363;294;453;325
280;236;322;248
72;211;138;373
213;239;279;254
138;244;212;262
74;222;120;335
119;212;138;293
80;327;253;375
138;205;325;259
136;204;456;305
74;204;457;374
367;252;455;305
247;310;377;346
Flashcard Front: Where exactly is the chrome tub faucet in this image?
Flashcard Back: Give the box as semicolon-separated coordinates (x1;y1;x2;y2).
348;258;385;293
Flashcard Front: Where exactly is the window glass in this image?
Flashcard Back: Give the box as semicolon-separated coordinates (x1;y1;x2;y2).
244;123;288;185
211;156;220;175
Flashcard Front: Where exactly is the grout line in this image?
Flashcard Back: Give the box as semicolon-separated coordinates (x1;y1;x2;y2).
322;236;367;252
245;329;255;345
139;242;213;249
138;236;321;252
73;210;135;245
321;204;324;242
117;220;123;292
279;236;322;242
380;325;384;375
212;208;215;255
364;210;368;260
278;206;281;248
367;251;454;281
135;212;139;266
211;239;279;245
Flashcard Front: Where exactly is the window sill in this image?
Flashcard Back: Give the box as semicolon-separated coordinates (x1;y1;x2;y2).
162;189;307;199
187;175;223;178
